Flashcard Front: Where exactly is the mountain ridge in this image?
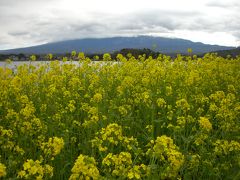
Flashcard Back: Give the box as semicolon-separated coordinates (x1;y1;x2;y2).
0;36;234;55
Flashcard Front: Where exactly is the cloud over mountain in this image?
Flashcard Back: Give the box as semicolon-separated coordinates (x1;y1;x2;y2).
0;0;239;50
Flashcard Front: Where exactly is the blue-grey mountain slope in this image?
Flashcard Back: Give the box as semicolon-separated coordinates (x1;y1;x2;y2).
0;36;234;54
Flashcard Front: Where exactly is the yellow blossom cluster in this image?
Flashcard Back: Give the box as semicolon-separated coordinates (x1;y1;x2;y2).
92;93;103;103
102;152;148;179
0;52;240;179
69;154;99;180
18;159;53;179
91;123;138;152
214;139;240;155
198;117;212;132
0;163;7;177
40;137;64;157
146;135;185;178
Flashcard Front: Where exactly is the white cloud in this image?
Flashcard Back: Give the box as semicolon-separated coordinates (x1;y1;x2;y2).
0;0;239;49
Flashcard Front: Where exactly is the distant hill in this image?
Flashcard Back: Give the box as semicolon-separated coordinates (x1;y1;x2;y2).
210;47;240;58
0;36;234;55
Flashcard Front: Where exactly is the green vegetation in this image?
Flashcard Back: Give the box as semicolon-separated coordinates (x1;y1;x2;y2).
0;53;240;179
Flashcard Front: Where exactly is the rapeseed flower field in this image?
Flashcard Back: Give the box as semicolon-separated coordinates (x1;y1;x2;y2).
0;53;240;179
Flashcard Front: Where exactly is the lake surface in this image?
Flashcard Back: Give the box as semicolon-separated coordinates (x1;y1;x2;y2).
0;61;44;69
0;61;113;70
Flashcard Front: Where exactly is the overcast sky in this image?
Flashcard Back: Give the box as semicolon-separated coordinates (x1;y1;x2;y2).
0;0;239;49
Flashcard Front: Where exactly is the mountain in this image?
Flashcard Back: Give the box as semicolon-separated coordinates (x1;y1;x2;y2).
210;47;240;58
0;36;234;55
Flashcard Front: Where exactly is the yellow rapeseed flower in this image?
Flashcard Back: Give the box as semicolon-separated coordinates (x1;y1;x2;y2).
0;163;7;177
92;93;103;103
198;117;212;132
41;137;64;157
69;154;99;180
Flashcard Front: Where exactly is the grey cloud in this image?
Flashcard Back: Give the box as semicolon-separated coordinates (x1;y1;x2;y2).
0;0;57;6
8;31;29;36
71;23;106;33
2;9;231;46
206;1;240;8
114;10;203;33
98;10;192;36
136;9;239;37
0;0;239;49
233;32;240;41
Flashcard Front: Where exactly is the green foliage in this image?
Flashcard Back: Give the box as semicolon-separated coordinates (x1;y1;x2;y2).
0;53;240;179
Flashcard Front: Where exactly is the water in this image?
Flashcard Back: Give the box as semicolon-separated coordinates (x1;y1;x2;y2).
1;61;45;69
0;61;80;69
0;61;119;71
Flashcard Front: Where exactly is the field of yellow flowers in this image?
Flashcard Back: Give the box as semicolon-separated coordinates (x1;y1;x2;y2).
0;53;240;179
